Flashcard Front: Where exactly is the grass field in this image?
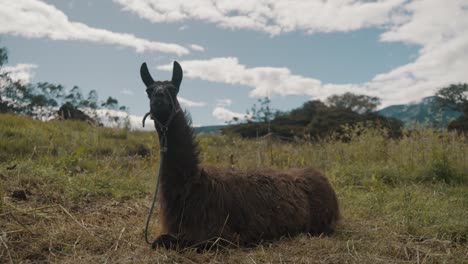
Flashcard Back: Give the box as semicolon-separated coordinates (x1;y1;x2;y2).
0;113;467;263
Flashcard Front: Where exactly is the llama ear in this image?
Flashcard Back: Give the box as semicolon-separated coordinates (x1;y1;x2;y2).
171;61;183;91
140;62;155;87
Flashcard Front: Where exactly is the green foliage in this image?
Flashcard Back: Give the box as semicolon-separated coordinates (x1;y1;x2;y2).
101;96;119;109
448;113;468;132
194;125;225;134
0;46;7;67
419;150;463;184
326;92;381;114
434;83;468;133
225;99;403;140
0;114;156;199
435;83;468;113
245;97;275;123
226;86;468;140
64;85;83;106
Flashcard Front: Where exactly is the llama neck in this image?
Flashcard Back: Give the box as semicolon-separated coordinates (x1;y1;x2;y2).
156;111;200;187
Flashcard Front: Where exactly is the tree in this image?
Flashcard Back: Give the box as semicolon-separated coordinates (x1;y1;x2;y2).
36;82;65;107
85;90;99;109
435;83;468;114
245;97;275;123
0;46;7;68
0;43;128;125
448;115;468;132
326;92;381;114
435;84;468;133
223;97;402;141
1;46;10;112
65;86;83;106
101;96;119;109
287;100;328;125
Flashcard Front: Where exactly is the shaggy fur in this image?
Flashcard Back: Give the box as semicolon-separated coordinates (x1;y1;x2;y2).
141;62;339;250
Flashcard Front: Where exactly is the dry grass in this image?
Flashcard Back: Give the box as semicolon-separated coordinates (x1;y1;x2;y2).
0;114;467;263
1;197;466;263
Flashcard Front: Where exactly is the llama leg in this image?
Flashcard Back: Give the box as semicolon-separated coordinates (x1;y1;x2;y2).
151;234;178;250
151;234;191;250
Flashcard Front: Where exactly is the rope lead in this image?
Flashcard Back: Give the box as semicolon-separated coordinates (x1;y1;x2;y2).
144;133;167;245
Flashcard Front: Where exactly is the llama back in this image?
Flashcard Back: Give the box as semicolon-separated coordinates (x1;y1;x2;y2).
164;166;339;246
300;168;340;235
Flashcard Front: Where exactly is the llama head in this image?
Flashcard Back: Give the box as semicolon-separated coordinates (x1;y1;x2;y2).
140;61;183;125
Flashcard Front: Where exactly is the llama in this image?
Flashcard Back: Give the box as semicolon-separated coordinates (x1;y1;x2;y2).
140;61;339;250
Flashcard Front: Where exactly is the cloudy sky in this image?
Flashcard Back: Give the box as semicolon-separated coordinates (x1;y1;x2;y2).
1;0;467;127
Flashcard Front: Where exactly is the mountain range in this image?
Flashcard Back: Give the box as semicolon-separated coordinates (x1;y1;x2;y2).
378;96;462;127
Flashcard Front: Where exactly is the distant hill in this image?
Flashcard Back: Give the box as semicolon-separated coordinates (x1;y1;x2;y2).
194;125;226;134
378;96;462;127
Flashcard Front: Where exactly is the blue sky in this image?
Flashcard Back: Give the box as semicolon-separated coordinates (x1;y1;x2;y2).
1;0;467;127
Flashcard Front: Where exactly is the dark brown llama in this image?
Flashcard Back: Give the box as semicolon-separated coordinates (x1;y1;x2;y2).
140;61;339;250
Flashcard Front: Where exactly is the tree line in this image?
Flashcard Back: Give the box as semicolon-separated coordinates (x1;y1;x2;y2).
0;45;127;125
435;84;468;132
223;85;468;140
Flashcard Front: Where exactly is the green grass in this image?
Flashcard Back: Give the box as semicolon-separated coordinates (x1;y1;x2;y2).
0;113;467;263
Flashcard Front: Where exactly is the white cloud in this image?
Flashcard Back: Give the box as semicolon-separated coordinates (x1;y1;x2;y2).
1;63;38;84
158;57;365;102
189;44;205;52
216;99;232;107
114;0;406;35
370;0;468;105
158;44;466;107
156;0;468;108
380;0;468;47
212;106;245;123
178;96;206;107
120;89;134;95
88;108;155;131
211;98;245;123
0;0;189;55
127;113;158;131
178;25;188;31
